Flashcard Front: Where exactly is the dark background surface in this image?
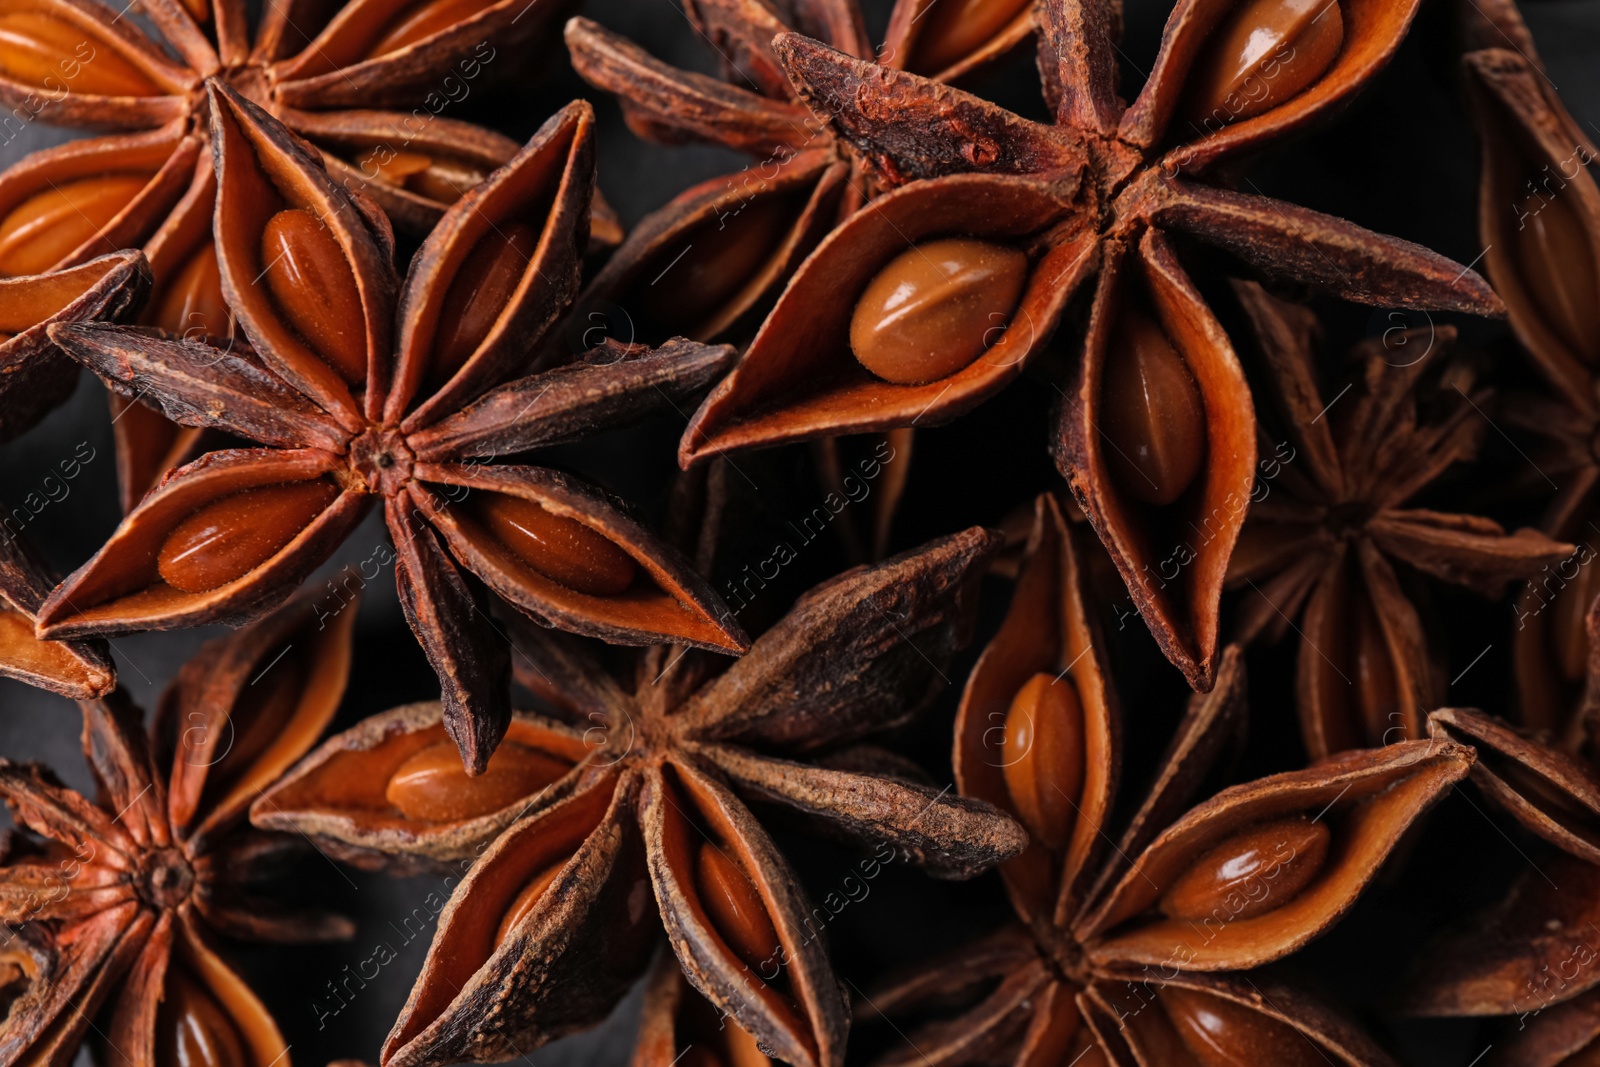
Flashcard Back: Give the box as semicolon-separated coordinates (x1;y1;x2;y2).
2;0;1599;1064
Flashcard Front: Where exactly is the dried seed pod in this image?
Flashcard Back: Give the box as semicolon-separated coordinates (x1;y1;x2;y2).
1182;0;1345;128
999;672;1085;852
43;95;748;776
1079;740;1474;971
631;951;771;1067
0;589;358;1067
253;702;592;873
1157;815;1330;921
1097;299;1207;506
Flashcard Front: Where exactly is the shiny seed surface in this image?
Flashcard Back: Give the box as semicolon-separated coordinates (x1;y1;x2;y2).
850;237;1027;385
695;840;781;973
1515;191;1600;362
155;969;248;1067
0;12;159;96
1162;985;1325;1067
638;196;792;335
0;173;148;276
1185;0;1344;126
1000;672;1085;852
472;493;636;596
366;0;495;58
431;221;538;385
150;244;230;339
909;0;1031;74
1101;305;1207;506
1159;815;1330;922
385;739;569;822
261;208;367;384
157;480;340;594
493;860;566;948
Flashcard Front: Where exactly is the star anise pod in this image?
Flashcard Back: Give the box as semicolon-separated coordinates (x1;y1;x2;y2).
676;0;1504;694
38;88;746;775
1224;280;1569;760
858;491;1475;1066
256;521;1026;1067
0;588;356;1067
632;950;776;1066
0;0;571;506
0;503;114;699
1451;0;1600;740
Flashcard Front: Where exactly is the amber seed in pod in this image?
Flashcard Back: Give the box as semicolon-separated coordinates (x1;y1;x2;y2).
385;739;571;822
696;840;781;973
909;0;1033;75
1184;0;1344;127
1100;305;1207;507
260;208;368;384
1160;985;1326;1067
0;174;150;277
429;221;538;386
150;244;231;339
155;968;249;1067
1000;672;1084;852
493;860;567;948
156;480;341;593
1158;815;1330;922
0;13;160;96
637;195;793;335
470;493;636;596
849;237;1028;385
1513;190;1600;362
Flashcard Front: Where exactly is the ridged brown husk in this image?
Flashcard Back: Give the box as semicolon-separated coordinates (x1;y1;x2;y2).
0;251;150;442
0;0;558;505
0;587;357;1067
630;949;775;1066
677;0;1503;698
1401;606;1600;1057
1454;0;1600;744
41;90;747;776
1224;281;1569;760
858;492;1474;1066
308;525;1030;1067
0;513;114;699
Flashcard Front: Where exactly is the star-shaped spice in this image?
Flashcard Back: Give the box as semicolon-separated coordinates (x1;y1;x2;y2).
0;589;355;1067
862;492;1473;1066
39;87;746;775
564;0;1033;347
676;0;1503;695
252;523;1027;1067
1225;281;1569;760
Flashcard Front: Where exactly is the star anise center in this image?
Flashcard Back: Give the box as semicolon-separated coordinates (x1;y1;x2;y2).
134;846;196;910
348;426;415;494
1038;924;1091;986
1324;500;1375;540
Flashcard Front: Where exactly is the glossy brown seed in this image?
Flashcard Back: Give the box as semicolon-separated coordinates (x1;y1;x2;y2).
1513;190;1600;361
909;0;1032;74
0;12;160;96
385;739;570;821
471;493;637;596
155;969;248;1067
261;208;368;384
695;840;781;974
1350;589;1399;744
355;148;486;204
201;646;308;793
849;237;1028;385
1161;985;1325;1067
1185;0;1345;127
366;0;495;58
430;221;537;385
0;173;149;276
1554;557;1600;681
1101;305;1207;506
999;672;1084;852
493;860;566;948
1159;815;1331;922
637;195;793;335
157;480;341;593
150;244;231;339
